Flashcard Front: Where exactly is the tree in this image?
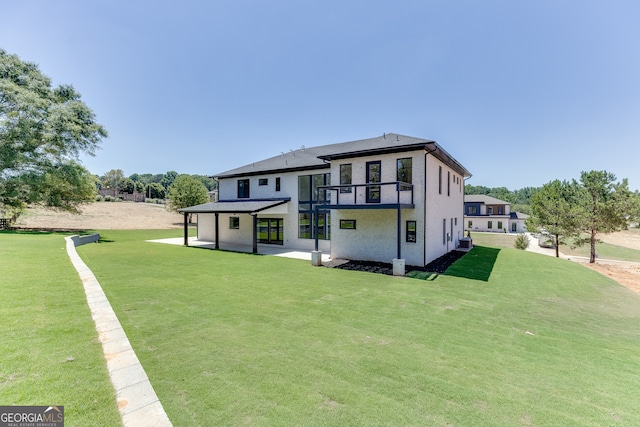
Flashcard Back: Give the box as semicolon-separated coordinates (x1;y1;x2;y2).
573;171;634;263
102;169;125;196
160;170;178;189
0;49;107;217
526;179;578;257
167;175;209;222
146;182;165;199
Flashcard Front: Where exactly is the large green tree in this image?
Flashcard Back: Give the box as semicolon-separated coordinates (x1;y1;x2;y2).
167;175;209;222
526;179;578;257
0;49;106;217
573;171;634;263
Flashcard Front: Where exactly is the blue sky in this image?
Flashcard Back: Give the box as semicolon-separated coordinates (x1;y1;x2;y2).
2;1;639;190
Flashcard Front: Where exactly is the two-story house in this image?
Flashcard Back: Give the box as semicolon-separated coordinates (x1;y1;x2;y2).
464;195;528;233
179;133;471;271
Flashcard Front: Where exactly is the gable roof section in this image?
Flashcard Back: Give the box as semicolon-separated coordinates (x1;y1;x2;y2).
464;195;509;205
215;133;471;179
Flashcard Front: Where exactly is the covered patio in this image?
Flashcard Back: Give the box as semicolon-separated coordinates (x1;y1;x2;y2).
147;237;331;262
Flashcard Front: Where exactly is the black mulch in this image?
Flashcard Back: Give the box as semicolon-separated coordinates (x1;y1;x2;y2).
323;250;467;276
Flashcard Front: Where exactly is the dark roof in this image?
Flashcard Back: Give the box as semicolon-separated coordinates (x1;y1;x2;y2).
464;195;509;205
215;133;471;179
510;212;529;220
178;198;290;214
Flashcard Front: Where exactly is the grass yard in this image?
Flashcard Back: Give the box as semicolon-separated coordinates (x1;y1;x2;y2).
0;231;121;426
75;230;640;426
467;231;516;249
560;239;640;262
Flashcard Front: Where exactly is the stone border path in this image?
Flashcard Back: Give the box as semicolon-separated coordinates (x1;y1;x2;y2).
65;236;172;427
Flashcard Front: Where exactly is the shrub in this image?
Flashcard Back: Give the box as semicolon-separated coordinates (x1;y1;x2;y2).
514;233;530;250
104;195;112;202
95;195;104;202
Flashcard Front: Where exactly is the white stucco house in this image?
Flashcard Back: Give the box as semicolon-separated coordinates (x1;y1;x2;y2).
179;133;472;269
464;194;528;233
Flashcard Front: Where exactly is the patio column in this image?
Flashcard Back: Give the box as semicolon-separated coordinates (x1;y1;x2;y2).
183;212;189;246
397;206;402;259
214;213;219;249
252;214;258;254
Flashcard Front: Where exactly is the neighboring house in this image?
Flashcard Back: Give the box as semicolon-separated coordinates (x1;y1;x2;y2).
464;195;528;233
179;133;471;268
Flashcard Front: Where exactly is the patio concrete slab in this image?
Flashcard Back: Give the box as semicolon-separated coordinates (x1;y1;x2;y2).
65;236;172;427
147;236;331;262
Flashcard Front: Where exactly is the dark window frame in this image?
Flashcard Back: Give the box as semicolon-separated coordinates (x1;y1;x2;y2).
229;217;240;229
237;179;250;198
275;177;281;191
366;161;381;203
406;220;417;243
340;164;352;193
258;178;268;186
397;158;412;190
339;219;356;229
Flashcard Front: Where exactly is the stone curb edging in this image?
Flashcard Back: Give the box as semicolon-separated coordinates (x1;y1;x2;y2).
65;236;172;427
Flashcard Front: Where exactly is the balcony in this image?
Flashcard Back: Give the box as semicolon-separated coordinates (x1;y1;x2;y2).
316;181;414;210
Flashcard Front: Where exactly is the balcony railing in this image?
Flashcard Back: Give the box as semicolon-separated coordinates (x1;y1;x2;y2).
316;181;414;207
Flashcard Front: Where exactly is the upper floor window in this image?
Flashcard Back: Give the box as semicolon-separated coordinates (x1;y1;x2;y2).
340;164;352;193
498;206;503;214
275;177;281;191
447;171;450;196
237;179;250;198
258;178;268;186
468;206;478;215
488;207;493;215
438;166;442;194
397;158;412;188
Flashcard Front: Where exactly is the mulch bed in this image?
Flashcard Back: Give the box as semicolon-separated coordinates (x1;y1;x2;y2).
324;250;467;276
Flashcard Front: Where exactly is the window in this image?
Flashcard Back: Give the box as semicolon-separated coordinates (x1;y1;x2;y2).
257;218;283;245
275;177;281;191
258;178;268;186
455;217;457;226
488;221;493;229
498;221;503;230
229;217;239;229
442;219;446;244
406;220;416;243
438;166;442;194
488;207;493;215
298;173;331;240
447;171;450;196
468;206;478;215
340;219;356;229
298;175;311;201
366;161;381;203
340;164;352;193
498;206;503;214
468;220;473;228
237;179;250;198
397;158;412;190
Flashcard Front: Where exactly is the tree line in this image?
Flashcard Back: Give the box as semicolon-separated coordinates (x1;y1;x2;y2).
97;169;216;200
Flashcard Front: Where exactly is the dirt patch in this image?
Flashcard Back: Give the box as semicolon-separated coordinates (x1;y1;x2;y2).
14;202;184;230
581;262;640;295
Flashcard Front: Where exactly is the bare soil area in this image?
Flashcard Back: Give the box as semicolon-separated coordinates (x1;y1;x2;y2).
14;202;184;230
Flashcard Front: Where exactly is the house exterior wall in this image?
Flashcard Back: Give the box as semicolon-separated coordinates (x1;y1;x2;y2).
424;153;465;265
465;215;511;233
329;150;426;265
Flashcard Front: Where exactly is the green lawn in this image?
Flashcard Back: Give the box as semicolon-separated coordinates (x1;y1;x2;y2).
73;229;640;426
0;231;121;426
467;231;516;249
560;239;640;262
